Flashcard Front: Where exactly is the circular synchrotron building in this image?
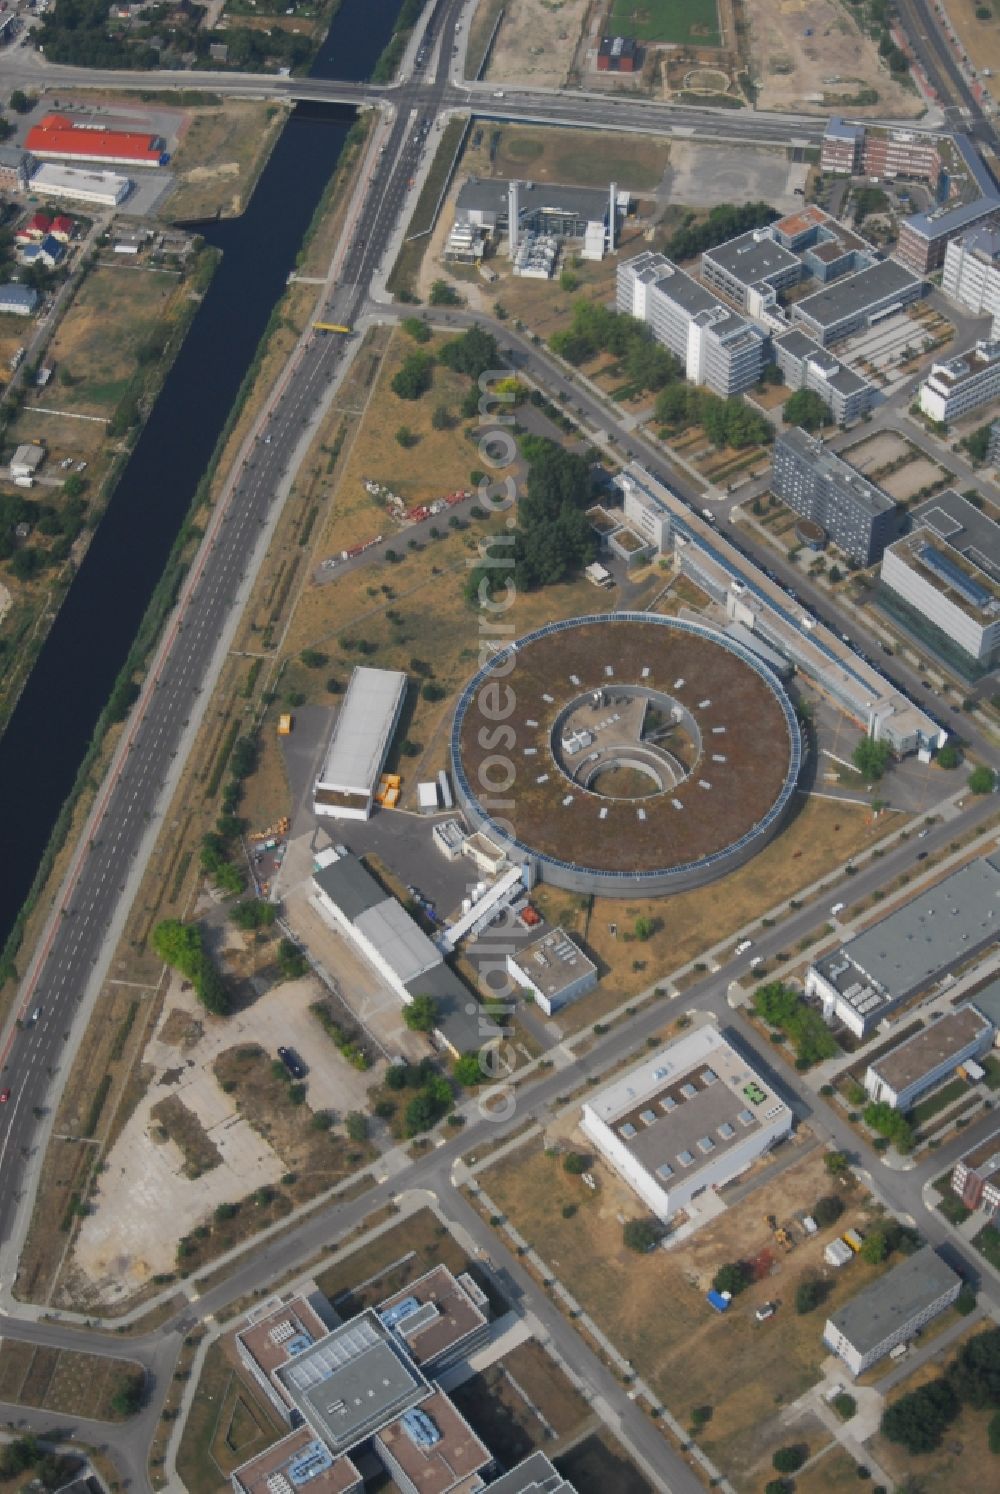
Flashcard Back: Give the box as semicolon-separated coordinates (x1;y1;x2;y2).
451;613;802;896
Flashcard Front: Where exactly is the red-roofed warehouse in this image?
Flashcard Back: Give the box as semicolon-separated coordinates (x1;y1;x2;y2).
25;115;165;168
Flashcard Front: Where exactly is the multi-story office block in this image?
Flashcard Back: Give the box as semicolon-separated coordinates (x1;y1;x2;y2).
771;428;900;564
942;225;1000;331
617;252;768;394
918;340;1000;422
773;329;876;424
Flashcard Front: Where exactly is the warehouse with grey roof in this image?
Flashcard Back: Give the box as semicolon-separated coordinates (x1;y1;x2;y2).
805;853;1000;1036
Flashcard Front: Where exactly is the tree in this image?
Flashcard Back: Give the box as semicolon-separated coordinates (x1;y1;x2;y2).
564;1151;588;1174
950;1326;1000;1409
796;1278;825;1314
231;899;277;931
833;1392;857;1421
300;647;328;668
395;424;418;446
346;1111;368;1142
110;1371;145;1418
773;1446;806;1474
935;742;959;769
453;1052;483;1086
852;737;892;780
813;1194;845;1229
753;981;838;1065
391;350;434;400
863;1101;914;1153
881;1379;959;1453
968;765;995;795
402;316;430;343
784;388;832;431
277;939;308;981
431;404;452;430
860;1226;892;1264
404;994;438;1032
438;326;500;380
634;915;655;941
623;1218;658;1252
9;89;31;113
429;279;460;305
825;1150;850;1178
713;1261;750;1297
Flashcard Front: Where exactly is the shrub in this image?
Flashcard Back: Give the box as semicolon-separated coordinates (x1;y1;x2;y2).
773;1446;806;1474
712;1261;750;1297
795;1278;825;1314
813;1194;845;1229
833;1392;857;1421
563;1151;588;1174
623;1218;658;1252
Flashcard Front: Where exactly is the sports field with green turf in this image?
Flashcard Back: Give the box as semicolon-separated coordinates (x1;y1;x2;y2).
609;0;722;46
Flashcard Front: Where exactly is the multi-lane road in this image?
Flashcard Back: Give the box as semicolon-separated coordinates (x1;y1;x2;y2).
0;1;999;1489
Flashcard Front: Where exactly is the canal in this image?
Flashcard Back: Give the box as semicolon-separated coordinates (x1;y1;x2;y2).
0;0;405;949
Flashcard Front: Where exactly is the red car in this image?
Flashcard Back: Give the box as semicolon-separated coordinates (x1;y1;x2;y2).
0;1088;9;1104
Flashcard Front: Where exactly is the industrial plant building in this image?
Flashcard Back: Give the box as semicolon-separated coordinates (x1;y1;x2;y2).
448;178;626;272
879;489;1000;671
313;666;407;821
863;1005;994;1110
805;853;1000;1037
771;429;901;566
918;340;1000;423
617;252;768;395
506;927;598;1016
823;1251;962;1375
310;847;499;1058
581;1026;793;1222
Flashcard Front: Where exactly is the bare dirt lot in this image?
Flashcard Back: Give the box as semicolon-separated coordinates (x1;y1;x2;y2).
485;0;592;88
949;0;1000;80
744;0;924;115
71;954;381;1301
481;1138;893;1486
165;100;289;221
840;431;912;473
879;456;949;501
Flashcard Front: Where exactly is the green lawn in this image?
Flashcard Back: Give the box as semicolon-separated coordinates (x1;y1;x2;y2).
911;1076;972;1127
609;0;722;45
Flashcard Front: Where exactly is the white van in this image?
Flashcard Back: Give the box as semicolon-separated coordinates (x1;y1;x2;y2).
831;901;845;916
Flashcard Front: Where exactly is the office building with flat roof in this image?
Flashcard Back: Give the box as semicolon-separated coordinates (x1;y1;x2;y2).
617;252;768;395
231;1427;363;1494
313;666;407;821
700;229;803;315
374;1392;492;1494
487;1453;577;1494
235;1290;339;1420
863;1005;994;1110
880;489;1000;670
773;329;876;425
805;852;1000;1037
823;1250;961;1375
918;339;1000;423
792;259;924;346
952;1127;1000;1215
377;1265;489;1374
942;224;1000;332
821;117;865;174
772;428;900;565
581;1025;793;1222
506;927;598;1016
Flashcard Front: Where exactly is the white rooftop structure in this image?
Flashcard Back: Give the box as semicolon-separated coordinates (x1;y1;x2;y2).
30;161;131;206
313;667;407;821
582;1025;793;1221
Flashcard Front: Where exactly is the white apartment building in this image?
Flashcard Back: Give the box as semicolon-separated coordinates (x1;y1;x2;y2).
617;252;768;396
581;1025;793;1222
863;1005;994;1110
918;339;1000;423
942;225;1000;332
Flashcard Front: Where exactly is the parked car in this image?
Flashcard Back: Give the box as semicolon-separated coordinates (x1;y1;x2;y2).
277;1046;306;1080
